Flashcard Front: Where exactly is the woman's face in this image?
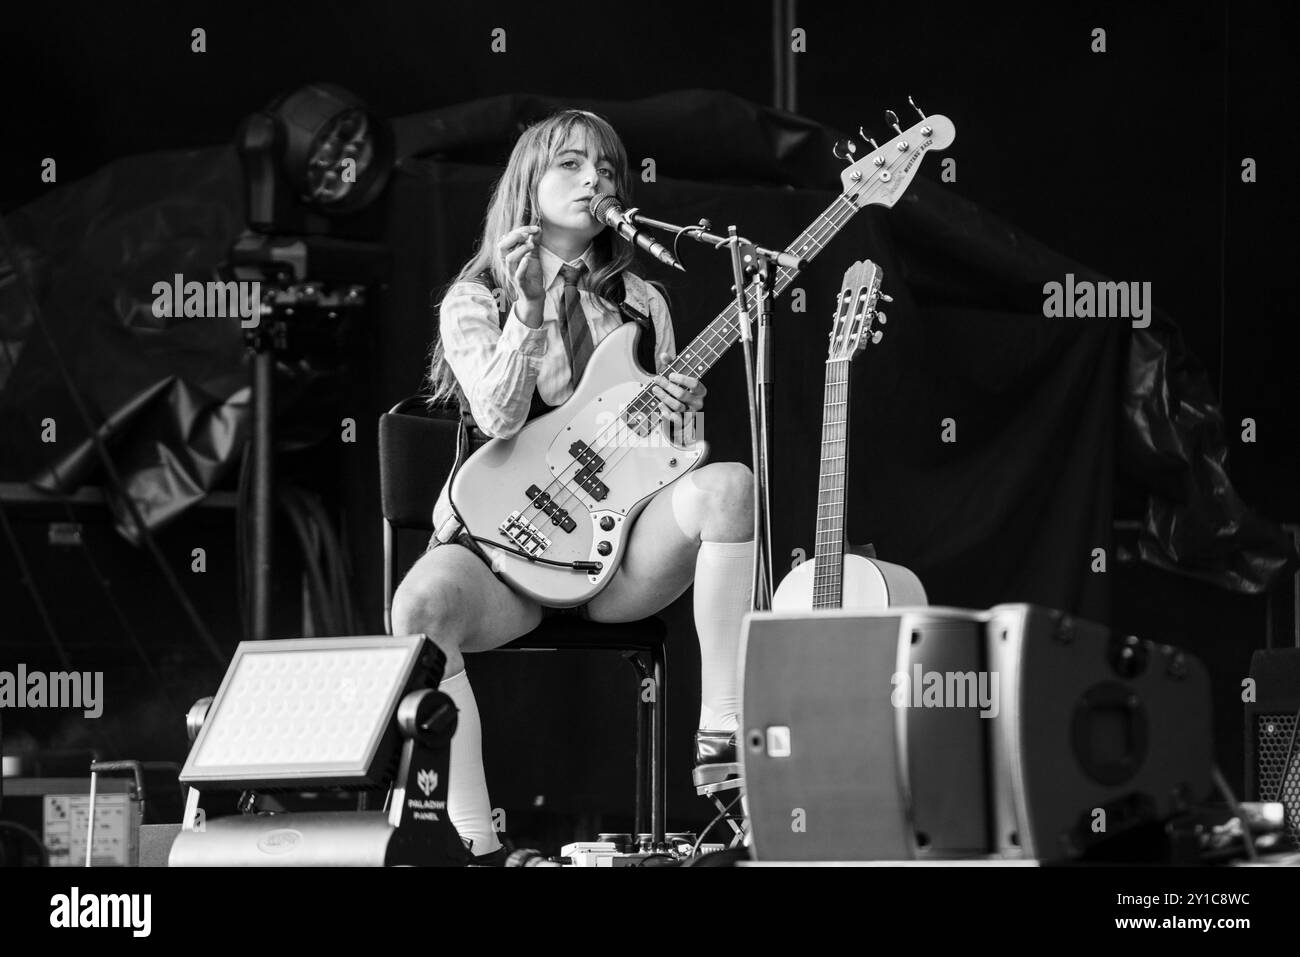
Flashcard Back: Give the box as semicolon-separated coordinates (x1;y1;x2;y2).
534;128;616;242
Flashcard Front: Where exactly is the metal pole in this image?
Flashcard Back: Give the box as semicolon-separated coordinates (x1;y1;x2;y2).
251;347;275;640
784;0;798;113
771;0;785;109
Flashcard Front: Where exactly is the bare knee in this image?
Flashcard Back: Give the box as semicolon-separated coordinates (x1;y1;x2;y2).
692;462;754;542
391;575;468;675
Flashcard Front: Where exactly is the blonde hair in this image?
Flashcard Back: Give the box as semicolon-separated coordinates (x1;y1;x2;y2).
426;109;638;406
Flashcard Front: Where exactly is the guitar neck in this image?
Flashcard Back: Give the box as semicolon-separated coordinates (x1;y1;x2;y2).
629;192;861;398
812;359;851;610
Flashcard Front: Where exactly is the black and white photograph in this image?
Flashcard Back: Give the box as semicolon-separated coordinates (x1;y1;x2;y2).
1;0;1296;931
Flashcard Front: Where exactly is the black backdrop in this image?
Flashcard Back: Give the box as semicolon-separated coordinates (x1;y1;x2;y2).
6;0;1298;524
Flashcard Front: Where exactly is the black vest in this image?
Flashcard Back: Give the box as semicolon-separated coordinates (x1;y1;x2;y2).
457;269;659;440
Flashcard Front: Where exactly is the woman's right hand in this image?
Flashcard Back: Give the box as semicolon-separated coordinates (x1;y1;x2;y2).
501;225;544;320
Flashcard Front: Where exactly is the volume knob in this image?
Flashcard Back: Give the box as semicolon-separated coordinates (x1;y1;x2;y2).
599;515;615;531
596;541;612;556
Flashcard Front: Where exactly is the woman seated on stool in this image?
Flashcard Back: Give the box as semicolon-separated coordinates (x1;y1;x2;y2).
392;108;754;864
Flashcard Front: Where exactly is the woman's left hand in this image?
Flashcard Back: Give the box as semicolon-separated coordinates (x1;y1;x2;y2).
651;353;706;442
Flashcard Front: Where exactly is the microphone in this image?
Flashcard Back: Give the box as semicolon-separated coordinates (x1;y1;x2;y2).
589;194;685;272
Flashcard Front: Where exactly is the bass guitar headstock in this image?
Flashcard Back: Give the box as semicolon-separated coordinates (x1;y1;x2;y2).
832;97;955;209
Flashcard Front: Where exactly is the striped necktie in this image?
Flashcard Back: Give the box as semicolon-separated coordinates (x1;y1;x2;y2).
559;261;592;389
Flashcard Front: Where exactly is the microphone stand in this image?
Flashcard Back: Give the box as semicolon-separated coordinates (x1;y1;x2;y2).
630;212;802;612
751;252;776;607
724;228;771;611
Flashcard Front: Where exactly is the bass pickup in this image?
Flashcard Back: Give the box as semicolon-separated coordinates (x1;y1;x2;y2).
568;440;605;472
572;466;609;502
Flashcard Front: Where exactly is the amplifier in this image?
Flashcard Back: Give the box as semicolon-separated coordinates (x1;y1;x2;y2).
1244;647;1300;848
740;604;1212;862
0;776;140;866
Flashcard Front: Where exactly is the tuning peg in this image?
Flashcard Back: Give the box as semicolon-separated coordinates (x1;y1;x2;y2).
871;330;884;344
886;110;903;136
858;127;885;166
880;293;893;303
908;96;933;136
876;311;887;325
832;138;858;165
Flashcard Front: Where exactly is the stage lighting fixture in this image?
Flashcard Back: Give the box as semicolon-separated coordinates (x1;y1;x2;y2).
169;635;472;866
229;82;394;642
236;82;394;235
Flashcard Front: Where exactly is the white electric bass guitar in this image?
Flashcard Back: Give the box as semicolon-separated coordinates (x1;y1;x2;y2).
771;260;927;610
450;112;955;606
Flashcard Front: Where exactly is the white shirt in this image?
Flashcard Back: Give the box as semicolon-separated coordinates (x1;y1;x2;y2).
431;243;677;542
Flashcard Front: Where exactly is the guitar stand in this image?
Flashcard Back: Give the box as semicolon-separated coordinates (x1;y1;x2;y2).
693;766;748;848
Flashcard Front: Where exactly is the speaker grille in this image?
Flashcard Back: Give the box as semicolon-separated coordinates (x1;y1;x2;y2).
1256;712;1300;848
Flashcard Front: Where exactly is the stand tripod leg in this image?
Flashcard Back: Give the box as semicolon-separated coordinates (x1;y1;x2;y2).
693;773;748;849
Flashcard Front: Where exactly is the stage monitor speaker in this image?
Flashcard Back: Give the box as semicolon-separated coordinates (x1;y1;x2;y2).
1244;647;1300;848
740;604;1212;863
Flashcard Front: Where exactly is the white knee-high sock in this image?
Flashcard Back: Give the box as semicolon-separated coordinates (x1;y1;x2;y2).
693;539;755;731
438;668;502;857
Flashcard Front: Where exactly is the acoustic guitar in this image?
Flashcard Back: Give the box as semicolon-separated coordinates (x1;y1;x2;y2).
772;259;926;610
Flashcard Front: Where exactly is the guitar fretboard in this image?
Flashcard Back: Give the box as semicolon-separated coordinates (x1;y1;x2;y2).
812;358;851;610
623;191;865;420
